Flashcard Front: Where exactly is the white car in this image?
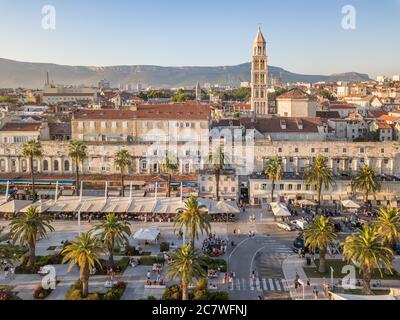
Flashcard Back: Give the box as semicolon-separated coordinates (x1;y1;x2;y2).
291;219;309;230
276;222;296;232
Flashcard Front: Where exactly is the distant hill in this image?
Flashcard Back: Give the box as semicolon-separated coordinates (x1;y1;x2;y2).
0;58;371;89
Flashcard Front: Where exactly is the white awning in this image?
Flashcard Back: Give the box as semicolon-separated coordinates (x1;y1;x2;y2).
270;202;291;217
0;200;33;213
341;200;361;209
329;292;395;301
21;200;53;213
47;196;82;213
133;227;160;242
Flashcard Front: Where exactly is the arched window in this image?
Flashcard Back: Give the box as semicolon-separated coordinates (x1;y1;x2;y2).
64;160;70;172
43;160;49;171
21;159;27;172
0;159;5;172
54;160;59;172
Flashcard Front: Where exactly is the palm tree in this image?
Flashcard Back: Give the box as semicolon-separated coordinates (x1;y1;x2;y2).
166;244;206;300
93;213;131;268
264;157;282;202
352;165;381;208
9;207;54;267
114;149;132;197
305;215;337;273
68;141;87;196
303;155;335;207
208;146;225;201
62;232;103;298
343;225;394;295
374;206;400;247
175;196;211;248
22;140;42;200
160;152;178;198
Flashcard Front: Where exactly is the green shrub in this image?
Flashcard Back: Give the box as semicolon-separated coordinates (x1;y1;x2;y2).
208;291;229;300
162;285;181;300
202;257;227;273
139;256;165;266
65;280;100;300
147;296;157;300
99;282;127;300
160;242;170;253
16;254;65;274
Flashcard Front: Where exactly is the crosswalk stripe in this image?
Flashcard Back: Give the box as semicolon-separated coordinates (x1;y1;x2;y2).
256;278;261;291
242;278;246;291
262;278;268;291
250;278;254;291
275;280;282;291
236;279;240;291
268;279;275;291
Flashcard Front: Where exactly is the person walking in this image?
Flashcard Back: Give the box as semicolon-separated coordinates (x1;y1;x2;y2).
313;287;319;300
237;228;241;237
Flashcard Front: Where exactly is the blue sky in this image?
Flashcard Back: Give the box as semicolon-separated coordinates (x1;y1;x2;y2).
1;0;400;77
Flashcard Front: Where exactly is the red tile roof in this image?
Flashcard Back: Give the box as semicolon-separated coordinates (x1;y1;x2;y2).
0;123;42;132
74;103;211;121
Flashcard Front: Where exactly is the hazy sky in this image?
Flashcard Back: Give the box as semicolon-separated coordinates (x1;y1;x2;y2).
1;0;400;77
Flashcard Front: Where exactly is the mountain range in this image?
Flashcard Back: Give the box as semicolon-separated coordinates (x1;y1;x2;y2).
0;58;371;89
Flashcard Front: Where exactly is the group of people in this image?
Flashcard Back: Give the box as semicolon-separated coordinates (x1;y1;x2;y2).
202;234;228;257
146;268;165;287
2;262;15;280
248;214;257;223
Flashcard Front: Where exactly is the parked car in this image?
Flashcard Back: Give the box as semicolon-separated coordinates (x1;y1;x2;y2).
276;222;296;232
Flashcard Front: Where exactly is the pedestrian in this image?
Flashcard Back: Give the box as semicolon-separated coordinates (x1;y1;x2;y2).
307;278;311;287
298;248;302;258
147;271;151;280
248;231;252;238
313;287;319;300
233;228;237;236
252;231;256;238
237;228;241;236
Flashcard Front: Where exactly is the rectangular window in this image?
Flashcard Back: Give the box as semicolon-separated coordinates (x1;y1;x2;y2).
101;122;106;129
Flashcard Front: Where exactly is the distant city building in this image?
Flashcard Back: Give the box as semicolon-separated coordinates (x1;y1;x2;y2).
98;79;111;89
276;88;317;117
393;75;400;82
195;82;202;101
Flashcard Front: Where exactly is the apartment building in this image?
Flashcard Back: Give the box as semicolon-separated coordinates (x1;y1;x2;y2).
71;103;211;143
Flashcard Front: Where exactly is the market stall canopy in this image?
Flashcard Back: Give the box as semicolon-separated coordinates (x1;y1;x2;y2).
133;227;160;242
47;196;82;213
0;200;33;213
214;201;240;214
21;200;53;213
270;202;291;217
79;198;107;213
298;199;317;206
341;200;361;209
102;198;132;213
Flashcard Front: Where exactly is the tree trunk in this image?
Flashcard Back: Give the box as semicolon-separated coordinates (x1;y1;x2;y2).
80;264;90;298
30;156;36;200
364;191;369;209
167;174;171;198
317;182;322;209
27;238;36;267
271;178;275;203
75;159;80;196
362;266;373;295
181;282;189;301
108;238;114;269
318;248;327;273
120;171;125;197
216;170;220;201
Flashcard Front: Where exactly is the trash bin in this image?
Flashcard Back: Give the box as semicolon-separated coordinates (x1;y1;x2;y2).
306;257;311;266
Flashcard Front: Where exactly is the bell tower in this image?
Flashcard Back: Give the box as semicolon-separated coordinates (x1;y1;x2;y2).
251;27;268;116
